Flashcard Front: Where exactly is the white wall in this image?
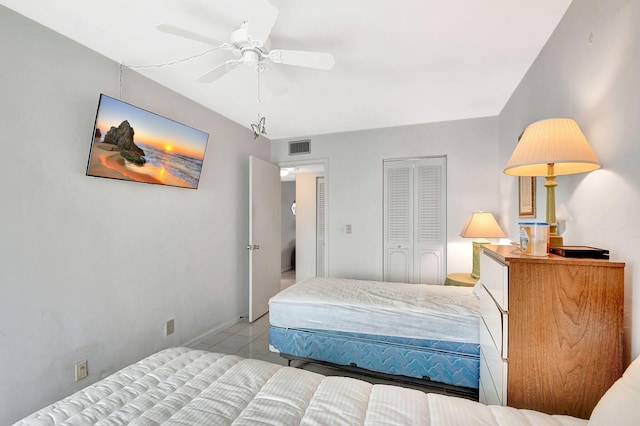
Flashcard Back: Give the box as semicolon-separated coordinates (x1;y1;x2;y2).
0;7;269;424
271;117;502;281
498;0;640;361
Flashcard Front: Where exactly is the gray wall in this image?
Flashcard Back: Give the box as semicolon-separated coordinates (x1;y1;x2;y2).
498;0;640;361
271;116;502;281
0;6;269;424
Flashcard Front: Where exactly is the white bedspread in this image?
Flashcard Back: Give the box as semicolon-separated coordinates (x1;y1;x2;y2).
15;348;586;426
269;277;480;343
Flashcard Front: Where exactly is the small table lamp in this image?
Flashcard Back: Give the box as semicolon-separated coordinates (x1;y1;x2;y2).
460;212;506;279
504;118;600;247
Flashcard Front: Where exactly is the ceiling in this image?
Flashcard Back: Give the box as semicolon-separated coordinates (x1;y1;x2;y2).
1;0;572;140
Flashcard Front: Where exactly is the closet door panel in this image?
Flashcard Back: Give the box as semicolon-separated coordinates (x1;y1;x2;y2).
386;248;411;283
414;159;446;284
383;162;414;282
415;249;442;284
383;157;446;284
316;177;326;277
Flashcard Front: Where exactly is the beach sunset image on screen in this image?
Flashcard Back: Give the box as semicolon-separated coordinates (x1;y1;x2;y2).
86;94;209;189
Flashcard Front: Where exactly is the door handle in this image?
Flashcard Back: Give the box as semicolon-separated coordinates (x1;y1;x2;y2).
246;244;261;250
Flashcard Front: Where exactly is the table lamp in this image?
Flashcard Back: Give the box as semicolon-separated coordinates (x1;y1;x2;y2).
504;118;600;247
460;212;506;279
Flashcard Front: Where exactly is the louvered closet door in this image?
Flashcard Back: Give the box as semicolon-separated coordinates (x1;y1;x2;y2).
413;159;445;284
383;157;446;284
384;161;413;283
316;177;326;277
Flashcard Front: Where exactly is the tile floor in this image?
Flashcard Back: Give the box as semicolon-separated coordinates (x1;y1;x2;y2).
188;313;476;399
280;269;296;290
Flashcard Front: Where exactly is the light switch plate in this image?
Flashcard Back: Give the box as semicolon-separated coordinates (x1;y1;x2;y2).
75;360;88;381
166;319;175;336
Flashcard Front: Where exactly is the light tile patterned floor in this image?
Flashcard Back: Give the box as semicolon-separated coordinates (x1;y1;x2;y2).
188;313;476;399
189;314;285;365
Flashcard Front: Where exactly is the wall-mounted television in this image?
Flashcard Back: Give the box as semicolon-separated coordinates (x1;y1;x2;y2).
86;94;209;189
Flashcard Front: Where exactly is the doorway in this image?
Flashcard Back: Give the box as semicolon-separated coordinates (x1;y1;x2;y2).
279;160;328;288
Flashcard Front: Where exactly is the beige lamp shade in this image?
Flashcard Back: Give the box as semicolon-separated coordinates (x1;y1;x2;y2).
460;211;505;279
504;118;601;176
460;212;506;239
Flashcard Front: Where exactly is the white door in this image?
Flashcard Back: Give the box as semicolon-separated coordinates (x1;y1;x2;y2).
249;156;281;322
383;162;413;283
383;157;446;284
316;177;326;277
413;160;446;283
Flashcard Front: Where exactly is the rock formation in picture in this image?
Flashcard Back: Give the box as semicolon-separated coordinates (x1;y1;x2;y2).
103;120;146;165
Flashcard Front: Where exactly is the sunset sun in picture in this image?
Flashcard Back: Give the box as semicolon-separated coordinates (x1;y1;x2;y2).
164;145;173;152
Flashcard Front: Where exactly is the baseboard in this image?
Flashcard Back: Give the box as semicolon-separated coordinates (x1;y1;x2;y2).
183;316;244;348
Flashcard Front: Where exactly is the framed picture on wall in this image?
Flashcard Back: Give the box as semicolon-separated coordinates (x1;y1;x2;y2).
518;176;536;217
86;94;209;189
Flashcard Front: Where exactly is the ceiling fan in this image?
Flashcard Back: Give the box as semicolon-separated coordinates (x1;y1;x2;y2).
157;0;335;94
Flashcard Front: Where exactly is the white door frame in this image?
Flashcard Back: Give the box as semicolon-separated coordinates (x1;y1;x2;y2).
279;158;329;278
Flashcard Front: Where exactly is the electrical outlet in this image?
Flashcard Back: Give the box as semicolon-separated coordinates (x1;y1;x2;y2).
75;360;88;381
165;319;175;336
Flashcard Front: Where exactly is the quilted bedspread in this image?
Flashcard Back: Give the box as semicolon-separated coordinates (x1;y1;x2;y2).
15;347;586;425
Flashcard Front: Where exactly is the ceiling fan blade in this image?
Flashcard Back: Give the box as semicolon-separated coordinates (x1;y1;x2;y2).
197;60;241;83
157;23;228;47
269;49;335;70
246;0;279;44
260;66;288;96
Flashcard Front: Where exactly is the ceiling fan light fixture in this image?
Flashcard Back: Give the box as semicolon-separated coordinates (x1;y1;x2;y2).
242;50;260;66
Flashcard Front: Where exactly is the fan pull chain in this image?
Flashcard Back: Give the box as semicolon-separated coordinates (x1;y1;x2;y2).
252;67;267;140
257;68;261;104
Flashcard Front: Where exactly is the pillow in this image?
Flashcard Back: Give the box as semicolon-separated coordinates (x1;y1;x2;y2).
588;356;640;425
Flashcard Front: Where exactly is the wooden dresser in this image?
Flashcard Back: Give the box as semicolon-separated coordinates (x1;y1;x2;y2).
477;245;624;419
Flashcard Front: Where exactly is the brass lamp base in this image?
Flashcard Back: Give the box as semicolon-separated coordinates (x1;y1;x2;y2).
471;240;490;279
550;233;563;247
545;169;564;249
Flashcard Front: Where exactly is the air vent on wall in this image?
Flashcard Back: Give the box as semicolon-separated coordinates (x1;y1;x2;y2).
289;139;311;155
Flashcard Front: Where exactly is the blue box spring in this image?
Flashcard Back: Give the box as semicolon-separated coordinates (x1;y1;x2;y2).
269;326;479;390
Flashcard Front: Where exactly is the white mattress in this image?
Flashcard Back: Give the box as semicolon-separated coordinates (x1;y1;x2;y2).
269;277;480;343
15;348;586;426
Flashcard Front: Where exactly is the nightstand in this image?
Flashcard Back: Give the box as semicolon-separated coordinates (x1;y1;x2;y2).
444;272;478;287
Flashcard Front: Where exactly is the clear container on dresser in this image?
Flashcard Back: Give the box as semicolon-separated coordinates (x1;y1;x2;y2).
477;244;625;419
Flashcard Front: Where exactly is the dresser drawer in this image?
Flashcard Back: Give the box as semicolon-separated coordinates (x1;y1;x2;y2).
480;318;508;405
478;284;508;358
479;347;501;406
480;252;509;310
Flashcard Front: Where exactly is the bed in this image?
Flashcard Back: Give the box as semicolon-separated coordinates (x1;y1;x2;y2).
9;347;578;425
16;347;639;425
268;277;481;393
